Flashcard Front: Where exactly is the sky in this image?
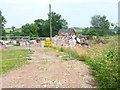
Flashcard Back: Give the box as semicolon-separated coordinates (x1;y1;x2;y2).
0;0;118;28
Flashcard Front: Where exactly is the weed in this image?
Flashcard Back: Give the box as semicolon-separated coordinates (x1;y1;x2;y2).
85;36;119;88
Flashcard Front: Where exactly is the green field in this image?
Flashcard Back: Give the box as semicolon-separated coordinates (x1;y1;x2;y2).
0;47;30;74
5;28;12;33
5;28;22;33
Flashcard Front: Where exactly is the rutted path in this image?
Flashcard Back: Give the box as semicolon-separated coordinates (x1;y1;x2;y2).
1;44;98;88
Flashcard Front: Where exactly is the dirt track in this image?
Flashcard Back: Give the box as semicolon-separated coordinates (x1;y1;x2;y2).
1;44;98;88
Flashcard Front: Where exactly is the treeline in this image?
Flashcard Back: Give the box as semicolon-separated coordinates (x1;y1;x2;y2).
80;15;119;36
0;11;68;37
1;10;119;38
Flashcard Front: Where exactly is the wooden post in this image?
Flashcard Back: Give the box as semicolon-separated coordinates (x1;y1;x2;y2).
49;4;52;41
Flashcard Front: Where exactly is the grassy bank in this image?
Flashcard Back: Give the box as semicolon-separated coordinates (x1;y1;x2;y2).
85;36;119;88
51;35;119;88
0;48;31;74
51;46;81;60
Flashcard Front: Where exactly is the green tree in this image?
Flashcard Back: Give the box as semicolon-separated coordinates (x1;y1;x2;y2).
21;23;39;37
34;19;45;37
10;26;15;36
43;20;50;36
91;15;110;36
0;10;6;36
48;12;68;36
34;12;68;37
11;26;15;32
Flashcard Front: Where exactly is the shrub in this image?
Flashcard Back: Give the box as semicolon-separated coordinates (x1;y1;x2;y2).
85;36;119;88
51;36;119;88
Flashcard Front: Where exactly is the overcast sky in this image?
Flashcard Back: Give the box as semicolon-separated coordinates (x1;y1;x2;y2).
0;0;118;28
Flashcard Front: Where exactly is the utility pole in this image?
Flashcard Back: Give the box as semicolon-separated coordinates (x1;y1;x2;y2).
49;4;52;41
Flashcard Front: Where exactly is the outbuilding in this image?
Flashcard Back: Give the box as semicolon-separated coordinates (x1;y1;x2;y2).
58;28;76;37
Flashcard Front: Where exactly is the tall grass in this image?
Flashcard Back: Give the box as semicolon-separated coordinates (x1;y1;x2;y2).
59;47;81;60
51;35;119;88
85;36;119;88
51;46;81;60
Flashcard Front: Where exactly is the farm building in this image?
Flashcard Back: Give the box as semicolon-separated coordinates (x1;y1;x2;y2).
53;28;90;47
53;28;77;47
57;28;76;36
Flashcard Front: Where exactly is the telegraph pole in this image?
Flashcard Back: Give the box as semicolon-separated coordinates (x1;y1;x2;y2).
49;4;52;41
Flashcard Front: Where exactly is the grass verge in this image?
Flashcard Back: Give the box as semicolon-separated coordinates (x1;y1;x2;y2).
0;49;31;74
51;46;81;60
85;36;119;88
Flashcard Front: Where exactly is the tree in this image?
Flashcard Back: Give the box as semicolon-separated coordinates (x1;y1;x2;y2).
21;23;39;37
20;12;68;37
48;12;68;36
34;19;45;37
81;27;98;36
42;20;50;36
91;15;110;36
10;26;15;36
114;26;120;35
34;12;68;37
11;26;15;32
0;10;6;36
